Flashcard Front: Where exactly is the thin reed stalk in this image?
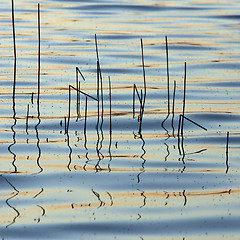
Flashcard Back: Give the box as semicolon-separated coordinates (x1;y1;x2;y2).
177;114;182;155
181;62;187;137
140;38;146;109
11;0;16;103
165;36;170;115
84;96;87;136
37;3;40;116
172;80;176;136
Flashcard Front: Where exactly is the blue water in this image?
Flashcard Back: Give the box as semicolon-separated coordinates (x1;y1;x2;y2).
0;0;240;239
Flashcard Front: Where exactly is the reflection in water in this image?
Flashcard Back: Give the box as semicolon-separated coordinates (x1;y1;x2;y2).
226;131;229;174
37;205;46;217
134;132;146;184
8;0;17;173
33;188;44;199
0;175;20;228
164;143;170;161
91;189;105;208
66;132;72;171
183;189;187;206
34;3;42;174
106;191;113;206
138;189;146;208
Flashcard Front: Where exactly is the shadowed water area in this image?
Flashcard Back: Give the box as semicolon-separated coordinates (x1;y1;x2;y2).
0;0;240;239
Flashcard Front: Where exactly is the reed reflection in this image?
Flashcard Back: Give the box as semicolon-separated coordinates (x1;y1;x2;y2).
34;3;43;174
0;175;20;228
8;0;17;173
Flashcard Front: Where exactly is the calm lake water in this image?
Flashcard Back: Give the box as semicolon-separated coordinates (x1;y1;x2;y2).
0;0;240;239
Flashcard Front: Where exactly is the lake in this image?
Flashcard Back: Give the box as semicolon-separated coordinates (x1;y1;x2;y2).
0;0;240;239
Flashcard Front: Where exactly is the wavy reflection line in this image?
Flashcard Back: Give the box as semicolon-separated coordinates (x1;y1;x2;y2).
91;189;105;208
106;191;113;206
226;131;229;174
137;189;146;208
35;116;43;174
8;0;17;173
139;132;146;182
37;205;46;216
1;175;20;228
34;3;43;174
183;189;187;206
164;142;170;161
33;188;44;199
8;118;17;173
66;132;72;171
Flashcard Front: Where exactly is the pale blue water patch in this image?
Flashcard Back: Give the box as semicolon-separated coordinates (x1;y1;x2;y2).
0;0;240;239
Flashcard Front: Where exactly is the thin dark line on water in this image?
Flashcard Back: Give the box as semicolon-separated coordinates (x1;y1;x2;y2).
34;3;42;174
95;34;99;62
31;92;34;104
138;189;146;208
70;85;98;101
164;142;170;161
108;76;112;172
84;96;88;150
9;0;17;173
185;148;207;155
134;132;146;183
66;131;72;171
0;175;19;193
161;36;170;129
181;62;187;138
26;104;29;135
0;175;20;228
64;116;67;134
33;188;44;199
166;36;170;115
91;189;105;208
106;191;113;206
6;192;20;228
133;84;135;118
37;205;46;216
96;61;100;131
140;38;146;109
67;85;98;134
138;89;143;133
76;67;85;119
11;0;16;102
226;131;229;174
37;3;40;115
183;189;187;206
177;114;182;156
182;115;207;131
133;84;142;119
172;80;176;137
